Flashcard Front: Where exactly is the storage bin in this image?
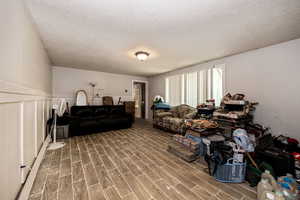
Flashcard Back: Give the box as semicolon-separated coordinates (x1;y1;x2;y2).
214;158;246;183
186;134;226;156
56;125;69;139
185;134;206;156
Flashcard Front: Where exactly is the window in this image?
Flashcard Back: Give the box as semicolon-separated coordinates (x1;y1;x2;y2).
165;74;184;106
186;72;198;107
212;64;225;106
198;70;207;104
165;64;225;107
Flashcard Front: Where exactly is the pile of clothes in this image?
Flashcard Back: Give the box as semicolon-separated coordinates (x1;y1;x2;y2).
213;93;258;120
186;119;219;130
185;119;222;138
257;170;299;200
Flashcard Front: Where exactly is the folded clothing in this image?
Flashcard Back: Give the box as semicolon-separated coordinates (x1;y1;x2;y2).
213;111;245;119
187;119;219;129
154;103;171;109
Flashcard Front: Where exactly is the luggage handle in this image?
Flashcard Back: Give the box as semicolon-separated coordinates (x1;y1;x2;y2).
226;158;243;164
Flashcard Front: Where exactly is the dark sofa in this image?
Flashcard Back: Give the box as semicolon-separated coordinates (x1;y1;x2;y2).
69;105;133;136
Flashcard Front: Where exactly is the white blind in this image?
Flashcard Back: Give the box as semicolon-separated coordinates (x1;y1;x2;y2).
165;65;225;107
186;72;198;107
198;70;207;104
165;75;183;106
212;64;225;106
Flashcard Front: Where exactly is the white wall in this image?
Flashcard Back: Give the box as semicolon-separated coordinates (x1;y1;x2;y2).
0;0;52;199
0;1;52;93
52;66;149;117
149;38;300;140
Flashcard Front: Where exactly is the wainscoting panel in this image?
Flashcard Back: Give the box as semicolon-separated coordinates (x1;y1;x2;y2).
36;100;44;153
0;102;22;200
52;95;134;107
23;101;36;179
0;80;51;200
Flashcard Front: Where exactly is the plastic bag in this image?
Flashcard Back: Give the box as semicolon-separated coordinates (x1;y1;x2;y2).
233;129;254;152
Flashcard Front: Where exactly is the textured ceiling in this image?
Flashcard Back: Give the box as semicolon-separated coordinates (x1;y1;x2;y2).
25;0;300;76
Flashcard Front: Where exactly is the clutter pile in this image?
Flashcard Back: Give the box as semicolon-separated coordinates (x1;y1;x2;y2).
185;119;222;137
213;93;258;136
186;119;219;130
172;134;200;152
204;128;253;183
167;134;200;162
257;170;298;200
196;99;216;119
165;93;300;197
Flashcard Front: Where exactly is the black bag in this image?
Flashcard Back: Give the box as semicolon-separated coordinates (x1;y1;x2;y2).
255;134;295;177
273;135;299;153
255;148;295;177
205;143;233;176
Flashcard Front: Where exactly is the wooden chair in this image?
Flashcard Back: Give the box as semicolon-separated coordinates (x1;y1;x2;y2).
102;96;114;105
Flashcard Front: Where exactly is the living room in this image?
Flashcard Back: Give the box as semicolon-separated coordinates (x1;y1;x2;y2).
1;0;300;200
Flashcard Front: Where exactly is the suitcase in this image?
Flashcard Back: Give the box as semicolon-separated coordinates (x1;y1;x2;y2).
255;148;295;177
256;134;295;177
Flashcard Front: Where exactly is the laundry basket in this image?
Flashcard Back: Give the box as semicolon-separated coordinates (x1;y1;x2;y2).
214;158;246;183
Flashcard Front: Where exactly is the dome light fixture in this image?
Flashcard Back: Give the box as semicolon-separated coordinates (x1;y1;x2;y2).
135;51;150;61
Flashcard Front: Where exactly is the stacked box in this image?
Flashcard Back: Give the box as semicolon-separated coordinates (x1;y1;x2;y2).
173;134;185;143
167;141;198;162
190;141;199;151
172;134;200;152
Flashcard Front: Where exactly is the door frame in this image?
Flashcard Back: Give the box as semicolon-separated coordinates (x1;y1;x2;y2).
132;80;148;119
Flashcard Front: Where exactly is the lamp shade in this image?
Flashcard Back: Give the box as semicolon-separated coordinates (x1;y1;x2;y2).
135;51;150;61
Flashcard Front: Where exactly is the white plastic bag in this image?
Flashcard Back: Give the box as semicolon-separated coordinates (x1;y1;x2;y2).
233;129;254;152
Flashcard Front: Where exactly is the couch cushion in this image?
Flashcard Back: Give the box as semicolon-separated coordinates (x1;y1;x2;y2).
163;117;185;132
111;107;125;115
176;104;196;118
165;117;184;125
94;107;108;116
75;109;93;117
183;111;197;119
80;120;98;128
156;111;173;118
169;107;179;118
100;117;129;127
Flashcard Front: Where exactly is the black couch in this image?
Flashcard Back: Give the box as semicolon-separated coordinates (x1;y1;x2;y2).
69;105;133;136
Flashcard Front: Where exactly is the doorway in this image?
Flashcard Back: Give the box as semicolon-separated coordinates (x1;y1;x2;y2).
133;81;146;119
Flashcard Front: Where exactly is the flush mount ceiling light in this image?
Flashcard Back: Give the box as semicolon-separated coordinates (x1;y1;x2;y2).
135;51;150;61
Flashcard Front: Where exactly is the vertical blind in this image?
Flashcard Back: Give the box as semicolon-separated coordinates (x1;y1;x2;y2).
212;65;224;106
165;64;225;107
165;74;184;106
198;70;207;104
186;72;198;107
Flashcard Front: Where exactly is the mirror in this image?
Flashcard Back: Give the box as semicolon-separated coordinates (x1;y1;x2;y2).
75;90;88;106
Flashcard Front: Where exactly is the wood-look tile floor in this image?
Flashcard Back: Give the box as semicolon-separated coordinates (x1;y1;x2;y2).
29;120;257;200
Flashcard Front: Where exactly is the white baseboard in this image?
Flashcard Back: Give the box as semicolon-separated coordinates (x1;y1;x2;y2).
18;135;50;200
